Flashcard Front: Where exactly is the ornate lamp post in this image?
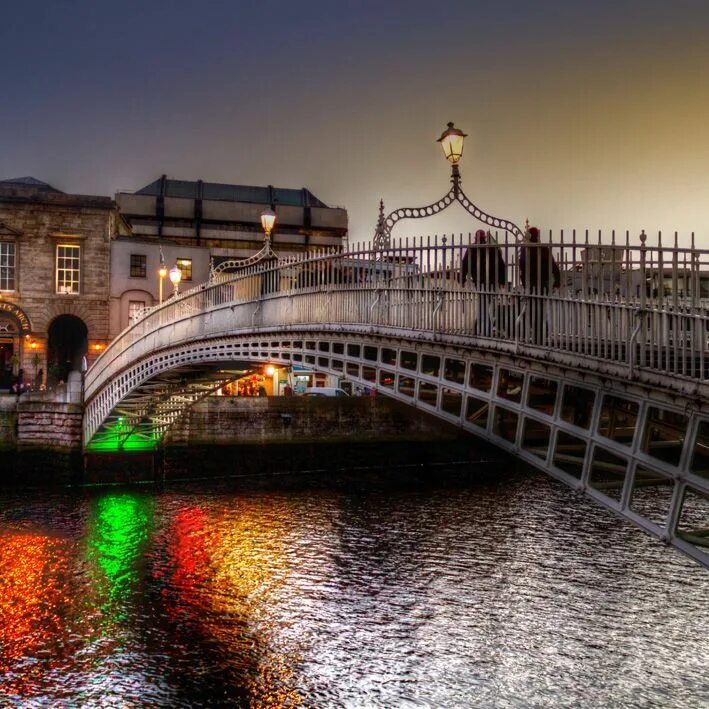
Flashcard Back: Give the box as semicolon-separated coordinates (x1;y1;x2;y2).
169;264;182;297
373;122;523;250
437;121;467;164
208;206;279;280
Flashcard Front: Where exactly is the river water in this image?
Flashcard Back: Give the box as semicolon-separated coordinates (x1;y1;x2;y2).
0;465;706;708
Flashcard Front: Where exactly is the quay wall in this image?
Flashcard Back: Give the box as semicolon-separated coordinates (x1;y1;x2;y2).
0;394;470;452
158;395;497;483
164;395;464;446
0;398;17;450
0;394;503;485
16;401;84;449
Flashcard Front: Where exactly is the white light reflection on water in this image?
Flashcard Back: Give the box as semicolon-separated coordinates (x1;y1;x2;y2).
0;470;706;707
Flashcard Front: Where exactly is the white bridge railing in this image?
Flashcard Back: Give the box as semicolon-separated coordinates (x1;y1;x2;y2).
86;230;709;400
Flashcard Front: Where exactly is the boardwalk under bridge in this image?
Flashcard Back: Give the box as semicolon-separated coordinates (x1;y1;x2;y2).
84;231;709;567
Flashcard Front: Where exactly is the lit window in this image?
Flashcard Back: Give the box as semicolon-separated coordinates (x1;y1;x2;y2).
130;254;147;278
0;242;15;291
56;244;80;294
128;300;146;322
177;258;192;281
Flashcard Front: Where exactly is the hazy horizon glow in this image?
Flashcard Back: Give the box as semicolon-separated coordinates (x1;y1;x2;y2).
2;0;708;245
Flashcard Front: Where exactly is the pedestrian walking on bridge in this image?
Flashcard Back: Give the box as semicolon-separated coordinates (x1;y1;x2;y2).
519;226;560;345
460;229;507;336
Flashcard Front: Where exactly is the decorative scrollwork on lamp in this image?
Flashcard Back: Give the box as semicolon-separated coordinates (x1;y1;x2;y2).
373;122;524;251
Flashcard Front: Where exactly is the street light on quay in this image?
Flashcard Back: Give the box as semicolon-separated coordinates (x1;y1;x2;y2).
169;264;182;297
158;262;168;304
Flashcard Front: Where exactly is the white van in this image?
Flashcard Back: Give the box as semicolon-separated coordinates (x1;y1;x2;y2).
302;386;350;397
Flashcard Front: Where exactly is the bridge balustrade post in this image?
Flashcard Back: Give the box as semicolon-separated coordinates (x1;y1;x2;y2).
638;230;648;370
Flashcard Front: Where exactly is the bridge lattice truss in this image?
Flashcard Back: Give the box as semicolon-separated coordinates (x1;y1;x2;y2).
85;232;709;567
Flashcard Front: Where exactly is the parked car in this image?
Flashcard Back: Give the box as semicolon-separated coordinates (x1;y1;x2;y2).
302;386;350;397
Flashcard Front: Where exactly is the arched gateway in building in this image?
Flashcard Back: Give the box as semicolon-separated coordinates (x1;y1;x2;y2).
47;314;88;385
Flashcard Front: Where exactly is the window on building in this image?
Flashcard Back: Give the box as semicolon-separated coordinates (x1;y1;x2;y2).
177;258;192;281
130;254;147;278
0;242;16;291
56;244;80;294
129;300;146;322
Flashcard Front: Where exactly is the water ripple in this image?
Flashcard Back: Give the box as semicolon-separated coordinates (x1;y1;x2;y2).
0;470;706;707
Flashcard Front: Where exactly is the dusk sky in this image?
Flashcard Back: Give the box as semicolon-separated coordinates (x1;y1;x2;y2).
2;0;708;245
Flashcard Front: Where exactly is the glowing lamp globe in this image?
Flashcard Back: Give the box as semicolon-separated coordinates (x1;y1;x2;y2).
169;265;182;287
260;207;277;236
159;264;168;279
265;365;276;377
437;122;467;164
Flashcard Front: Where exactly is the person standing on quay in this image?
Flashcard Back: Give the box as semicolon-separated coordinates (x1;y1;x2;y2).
519;226;560;345
460;229;507;336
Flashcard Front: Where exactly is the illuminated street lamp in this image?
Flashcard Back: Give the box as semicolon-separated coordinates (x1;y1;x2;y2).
437;121;467;165
158;262;168;304
169;264;182;296
260;207;276;244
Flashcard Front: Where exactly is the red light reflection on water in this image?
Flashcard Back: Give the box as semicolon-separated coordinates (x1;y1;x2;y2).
162;506;211;619
157;500;306;706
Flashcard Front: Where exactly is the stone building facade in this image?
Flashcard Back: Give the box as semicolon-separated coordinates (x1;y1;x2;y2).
0;174;350;366
0;177;115;389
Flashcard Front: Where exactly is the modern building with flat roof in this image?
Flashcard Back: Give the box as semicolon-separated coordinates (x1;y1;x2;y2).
108;176;349;336
115;176;347;257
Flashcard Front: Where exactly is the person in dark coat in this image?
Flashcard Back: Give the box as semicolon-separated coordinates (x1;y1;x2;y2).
460;230;507;337
519;227;560;293
460;230;507;289
519;226;560;344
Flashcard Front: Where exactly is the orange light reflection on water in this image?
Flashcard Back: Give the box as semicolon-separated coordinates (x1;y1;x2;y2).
0;533;70;696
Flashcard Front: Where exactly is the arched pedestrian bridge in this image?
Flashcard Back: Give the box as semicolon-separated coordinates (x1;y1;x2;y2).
85;233;709;567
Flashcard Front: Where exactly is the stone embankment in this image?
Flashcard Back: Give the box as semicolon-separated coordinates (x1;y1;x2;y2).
165;395;464;446
1;392;504;484
0;373;84;452
16;400;83;449
0;397;17;450
0;393;472;453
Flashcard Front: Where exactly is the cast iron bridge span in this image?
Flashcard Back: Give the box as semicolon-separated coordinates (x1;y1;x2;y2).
84;233;709;567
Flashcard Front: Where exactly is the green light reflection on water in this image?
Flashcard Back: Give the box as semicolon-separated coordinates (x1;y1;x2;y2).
86;493;154;621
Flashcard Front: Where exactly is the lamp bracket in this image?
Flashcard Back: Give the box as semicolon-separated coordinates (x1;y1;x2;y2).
373;166;524;251
209;236;280;281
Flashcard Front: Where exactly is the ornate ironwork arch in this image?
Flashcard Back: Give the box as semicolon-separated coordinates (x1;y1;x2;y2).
373;165;524;250
209;235;280;280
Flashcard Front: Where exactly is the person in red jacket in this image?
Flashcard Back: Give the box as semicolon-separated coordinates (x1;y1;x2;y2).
519;226;560;344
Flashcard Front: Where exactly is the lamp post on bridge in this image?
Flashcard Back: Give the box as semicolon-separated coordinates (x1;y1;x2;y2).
373;122;524;250
169;264;182;297
437;121;467;181
260;207;277;246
